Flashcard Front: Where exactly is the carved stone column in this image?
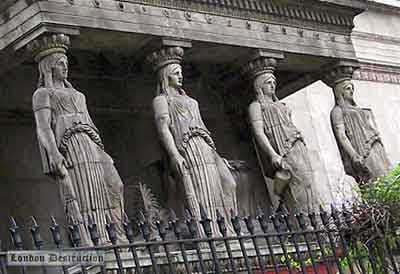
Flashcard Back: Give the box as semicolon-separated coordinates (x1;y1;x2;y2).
28;33;126;245
323;63;392;183
147;41;238;235
243;50;320;213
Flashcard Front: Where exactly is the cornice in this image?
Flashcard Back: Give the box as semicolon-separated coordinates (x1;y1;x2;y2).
126;0;359;29
353;62;400;85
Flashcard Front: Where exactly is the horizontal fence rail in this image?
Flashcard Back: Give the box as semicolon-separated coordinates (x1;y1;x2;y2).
1;204;399;274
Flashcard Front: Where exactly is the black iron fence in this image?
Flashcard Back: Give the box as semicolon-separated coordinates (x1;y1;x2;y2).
1;204;399;274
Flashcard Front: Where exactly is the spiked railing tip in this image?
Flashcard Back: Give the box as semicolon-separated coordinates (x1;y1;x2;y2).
88;215;94;226
184;208;193;220
169;209;177;222
256;207;264;218
50;216;58;226
123;213;130;224
216;208;223;219
10;217;17;228
31;216;38;227
105;214;112;225
230;208;236;218
199;203;208;219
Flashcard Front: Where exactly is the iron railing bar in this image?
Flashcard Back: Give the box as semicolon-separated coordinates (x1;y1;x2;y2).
244;216;266;274
256;211;280;274
311;229;334;274
293;213;320;274
350;238;367;274
0;253;7;274
336;229;356;274
383;236;399;274
58;229;333;251
222;238;238;274
376;239;390;273
283;215;308;274
270;215;294;274
366;243;379;274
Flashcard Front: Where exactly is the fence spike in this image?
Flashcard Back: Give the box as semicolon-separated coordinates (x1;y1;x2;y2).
9;217;23;249
216;208;227;237
88;215;100;246
199;204;212;237
50;216;63;248
30;216;44;250
68;220;82;248
184;208;198;238
230;210;241;235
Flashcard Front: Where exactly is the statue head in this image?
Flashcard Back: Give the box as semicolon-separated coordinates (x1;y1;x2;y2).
333;79;357;107
37;53;72;88
156;63;185;96
253;72;279;102
27;34;72;89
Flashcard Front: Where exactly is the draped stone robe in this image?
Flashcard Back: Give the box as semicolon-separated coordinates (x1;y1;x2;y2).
332;105;391;182
252;100;316;213
163;93;236;235
33;87;125;244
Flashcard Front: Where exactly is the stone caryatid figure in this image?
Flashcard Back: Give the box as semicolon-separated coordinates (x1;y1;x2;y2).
147;46;237;235
324;65;391;183
244;56;317;214
29;34;125;245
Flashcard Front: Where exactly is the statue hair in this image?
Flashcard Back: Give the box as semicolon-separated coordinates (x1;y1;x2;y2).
156;63;186;97
37;53;73;89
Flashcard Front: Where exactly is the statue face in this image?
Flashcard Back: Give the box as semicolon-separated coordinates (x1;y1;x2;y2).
53;56;68;81
340;81;354;102
261;76;276;97
168;65;183;89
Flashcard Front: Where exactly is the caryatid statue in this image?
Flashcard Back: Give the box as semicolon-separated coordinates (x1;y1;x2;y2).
29;34;125;245
244;56;318;214
324;65;391;183
147;46;237;235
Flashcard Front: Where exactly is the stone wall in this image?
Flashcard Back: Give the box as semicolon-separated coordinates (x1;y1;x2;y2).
282;2;400;207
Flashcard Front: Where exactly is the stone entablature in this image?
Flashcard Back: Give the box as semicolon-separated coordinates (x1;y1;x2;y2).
354;64;400;85
0;0;363;79
124;0;363;29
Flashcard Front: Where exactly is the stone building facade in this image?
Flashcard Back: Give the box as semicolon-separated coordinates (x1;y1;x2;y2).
0;0;399;247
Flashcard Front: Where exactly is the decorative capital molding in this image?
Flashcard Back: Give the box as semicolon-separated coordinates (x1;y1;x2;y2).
321;61;360;87
242;49;284;80
146;46;184;72
242;57;278;81
27;33;70;62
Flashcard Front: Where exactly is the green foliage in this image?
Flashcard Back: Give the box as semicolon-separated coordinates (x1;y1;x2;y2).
358;163;400;226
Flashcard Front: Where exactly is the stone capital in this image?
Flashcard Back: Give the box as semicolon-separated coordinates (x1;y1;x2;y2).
321;60;360;88
27;33;70;63
242;49;284;81
144;37;191;72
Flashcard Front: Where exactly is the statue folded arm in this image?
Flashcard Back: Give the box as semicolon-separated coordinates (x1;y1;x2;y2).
153;95;186;177
249;101;282;169
33;89;67;177
331;106;363;164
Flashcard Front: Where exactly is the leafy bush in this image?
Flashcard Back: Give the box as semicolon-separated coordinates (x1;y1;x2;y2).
347;163;400;253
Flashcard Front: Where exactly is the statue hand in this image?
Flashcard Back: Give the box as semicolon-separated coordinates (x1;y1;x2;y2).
352;154;365;170
271;154;283;170
51;153;68;179
171;154;187;179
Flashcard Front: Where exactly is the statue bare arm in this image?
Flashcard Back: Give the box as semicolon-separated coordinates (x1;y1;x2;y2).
153;96;182;161
33;92;67;177
249;102;281;168
331;107;359;160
